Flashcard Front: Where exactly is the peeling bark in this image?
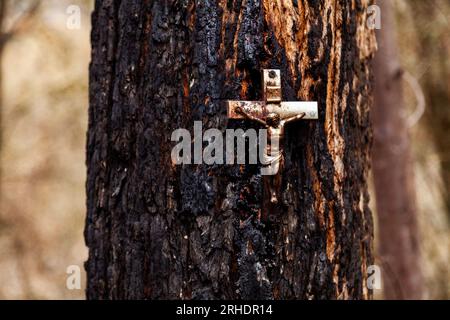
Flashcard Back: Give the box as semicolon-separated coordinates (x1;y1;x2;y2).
86;0;376;300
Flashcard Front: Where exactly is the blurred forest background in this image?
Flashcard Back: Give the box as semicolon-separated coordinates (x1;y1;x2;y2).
0;0;448;299
0;0;91;299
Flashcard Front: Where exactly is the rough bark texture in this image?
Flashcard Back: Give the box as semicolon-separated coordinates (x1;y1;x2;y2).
86;0;376;300
372;0;423;300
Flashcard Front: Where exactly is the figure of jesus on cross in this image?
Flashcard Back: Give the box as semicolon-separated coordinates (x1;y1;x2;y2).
234;106;307;203
228;69;318;205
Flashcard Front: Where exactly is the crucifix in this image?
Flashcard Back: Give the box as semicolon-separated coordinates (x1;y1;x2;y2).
227;69;318;205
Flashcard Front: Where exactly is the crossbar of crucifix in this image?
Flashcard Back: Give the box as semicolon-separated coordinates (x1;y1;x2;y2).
227;69;319;121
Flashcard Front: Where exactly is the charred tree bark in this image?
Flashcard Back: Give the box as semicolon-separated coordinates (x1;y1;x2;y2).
86;0;376;300
372;0;424;300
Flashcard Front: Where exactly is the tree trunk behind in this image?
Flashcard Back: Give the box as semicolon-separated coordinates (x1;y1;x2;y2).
372;0;424;300
86;0;376;300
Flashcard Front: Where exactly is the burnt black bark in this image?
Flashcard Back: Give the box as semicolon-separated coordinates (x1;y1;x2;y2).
86;0;376;300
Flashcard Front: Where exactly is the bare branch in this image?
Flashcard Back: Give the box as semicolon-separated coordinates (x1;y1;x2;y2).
404;71;426;128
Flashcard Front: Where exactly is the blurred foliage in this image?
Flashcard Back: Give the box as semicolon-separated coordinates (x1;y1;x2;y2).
395;0;449;299
0;0;93;299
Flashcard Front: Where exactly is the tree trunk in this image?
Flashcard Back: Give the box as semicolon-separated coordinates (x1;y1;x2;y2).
410;0;450;216
372;0;424;300
85;0;376;300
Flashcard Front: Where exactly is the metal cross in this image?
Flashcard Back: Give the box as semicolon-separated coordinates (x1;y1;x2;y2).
227;69;318;206
227;69;318;122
